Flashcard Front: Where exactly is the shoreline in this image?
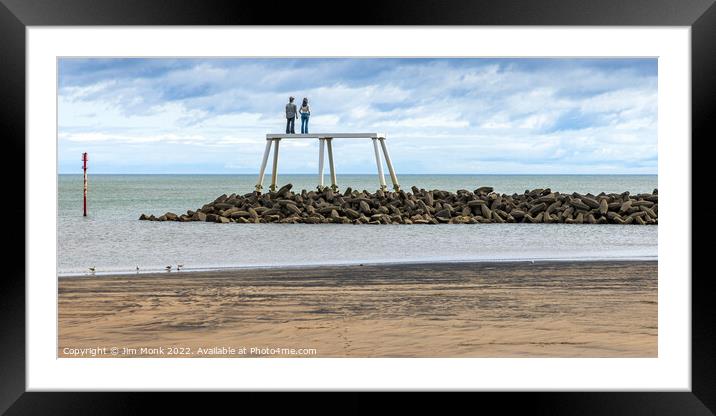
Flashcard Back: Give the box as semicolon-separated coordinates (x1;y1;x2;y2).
58;256;657;278
59;260;657;358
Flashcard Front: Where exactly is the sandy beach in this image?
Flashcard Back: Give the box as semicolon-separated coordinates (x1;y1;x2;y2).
58;261;657;358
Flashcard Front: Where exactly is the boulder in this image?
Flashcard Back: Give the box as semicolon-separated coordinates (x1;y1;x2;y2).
599;199;608;215
582;197;600;209
285;203;302;215
640;206;657;218
528;203;546;215
345;208;361;219
276;183;293;196
536;193;557;203
214;203;233;210
570;199;590;210
230;211;251;219
480;204;492;220
606;212;622;221
627;211;647;219
424;192;434;207
222;207;240;216
262;208;281;216
545;202;560;215
435;209;451;219
619;200;633;213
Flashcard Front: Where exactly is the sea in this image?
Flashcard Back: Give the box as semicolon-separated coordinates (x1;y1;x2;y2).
58;174;658;276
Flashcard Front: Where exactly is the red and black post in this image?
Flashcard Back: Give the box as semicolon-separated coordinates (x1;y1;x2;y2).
82;152;88;216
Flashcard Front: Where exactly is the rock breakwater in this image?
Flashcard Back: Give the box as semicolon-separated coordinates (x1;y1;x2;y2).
139;184;658;225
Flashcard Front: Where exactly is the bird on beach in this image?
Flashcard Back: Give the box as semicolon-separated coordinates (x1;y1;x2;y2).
165;265;172;272
136;265;140;274
88;266;96;274
177;264;184;272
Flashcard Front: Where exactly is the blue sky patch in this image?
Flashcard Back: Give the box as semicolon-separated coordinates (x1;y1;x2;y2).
58;58;657;174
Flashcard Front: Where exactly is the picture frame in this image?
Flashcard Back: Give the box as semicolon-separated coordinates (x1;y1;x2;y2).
1;0;711;411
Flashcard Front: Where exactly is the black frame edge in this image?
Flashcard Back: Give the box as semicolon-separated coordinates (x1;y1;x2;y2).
691;1;716;414
0;0;26;415
0;0;714;25
1;0;713;413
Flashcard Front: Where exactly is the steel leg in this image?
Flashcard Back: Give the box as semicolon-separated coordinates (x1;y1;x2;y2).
318;138;325;190
379;137;400;191
372;138;387;191
255;140;273;192
270;139;280;192
326;138;338;191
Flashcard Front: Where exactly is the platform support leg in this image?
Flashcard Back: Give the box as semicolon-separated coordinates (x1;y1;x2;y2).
318;138;326;190
372;138;387;191
326;138;338;191
270;138;280;192
379;137;399;191
255;140;273;193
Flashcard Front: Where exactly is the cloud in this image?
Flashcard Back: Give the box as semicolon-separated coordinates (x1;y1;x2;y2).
58;58;657;174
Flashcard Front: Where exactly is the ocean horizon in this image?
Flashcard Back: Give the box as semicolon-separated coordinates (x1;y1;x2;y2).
58;174;658;275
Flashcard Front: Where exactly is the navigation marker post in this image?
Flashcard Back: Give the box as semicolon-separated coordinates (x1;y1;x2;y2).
82;152;88;217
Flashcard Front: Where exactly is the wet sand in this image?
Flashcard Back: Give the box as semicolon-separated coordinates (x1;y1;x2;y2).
58;261;657;358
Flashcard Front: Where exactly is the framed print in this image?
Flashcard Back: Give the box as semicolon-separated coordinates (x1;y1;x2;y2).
1;0;712;412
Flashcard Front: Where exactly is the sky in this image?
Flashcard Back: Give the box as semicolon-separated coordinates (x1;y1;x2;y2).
58;58;657;174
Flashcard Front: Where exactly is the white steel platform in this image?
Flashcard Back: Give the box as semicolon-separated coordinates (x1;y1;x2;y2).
256;133;399;192
265;133;385;139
